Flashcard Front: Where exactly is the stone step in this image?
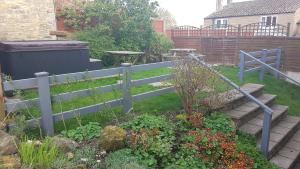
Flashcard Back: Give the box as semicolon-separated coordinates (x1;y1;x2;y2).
225;94;277;127
257;116;300;160
218;83;265;111
270;129;300;169
239;105;288;137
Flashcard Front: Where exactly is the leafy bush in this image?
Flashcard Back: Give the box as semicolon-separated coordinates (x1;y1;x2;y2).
122;115;175;167
61;122;102;142
60;0;174;66
99;125;127;152
148;33;173;62
181;129;254;168
203;113;236;136
9;114;27;139
165;148;207;169
73;25;116;64
122;114;175;138
105;149;147;169
19;138;58;169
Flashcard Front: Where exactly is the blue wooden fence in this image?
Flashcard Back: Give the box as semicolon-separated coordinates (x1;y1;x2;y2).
239;48;282;82
3;61;176;136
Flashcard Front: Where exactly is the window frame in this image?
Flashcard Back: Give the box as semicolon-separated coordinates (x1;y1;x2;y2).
214;18;229;29
261;15;277;27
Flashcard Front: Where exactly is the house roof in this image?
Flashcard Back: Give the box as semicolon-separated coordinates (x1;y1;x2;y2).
205;0;300;19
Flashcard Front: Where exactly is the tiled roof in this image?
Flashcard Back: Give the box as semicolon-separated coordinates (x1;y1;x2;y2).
205;0;300;19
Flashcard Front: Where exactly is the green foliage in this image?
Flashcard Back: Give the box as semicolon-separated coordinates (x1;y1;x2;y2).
19;138;59;169
165;149;207;169
105;149;148;169
9;114;27;139
73;25;116;65
61;0;171;66
61;122;102;142
122;114;174;137
99;125;127;152
203;113;236;136
72;147;104;169
148;33;173;62
122;115;175;167
237;132;280;169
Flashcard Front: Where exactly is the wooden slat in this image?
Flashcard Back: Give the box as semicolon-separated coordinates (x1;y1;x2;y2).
131;61;175;72
132;87;175;101
3;78;37;91
132;74;173;86
5;83;122;112
49;67;122;86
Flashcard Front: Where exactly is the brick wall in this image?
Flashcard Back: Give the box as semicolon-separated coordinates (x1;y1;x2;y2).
153;20;165;33
0;0;56;41
172;36;300;72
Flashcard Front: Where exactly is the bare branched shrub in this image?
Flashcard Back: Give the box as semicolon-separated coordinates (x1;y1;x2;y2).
172;57;235;116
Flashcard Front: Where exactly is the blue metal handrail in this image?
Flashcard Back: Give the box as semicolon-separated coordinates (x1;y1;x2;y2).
188;53;273;157
240;50;300;86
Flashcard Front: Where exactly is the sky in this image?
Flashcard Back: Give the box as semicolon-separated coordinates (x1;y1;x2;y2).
156;0;249;27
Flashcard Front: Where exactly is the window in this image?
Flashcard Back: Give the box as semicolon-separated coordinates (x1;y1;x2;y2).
262;16;277;26
215;18;228;28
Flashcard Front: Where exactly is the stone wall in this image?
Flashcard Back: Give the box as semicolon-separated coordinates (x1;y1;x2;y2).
0;0;56;41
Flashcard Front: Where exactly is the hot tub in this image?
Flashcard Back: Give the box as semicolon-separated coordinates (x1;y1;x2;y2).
0;41;102;80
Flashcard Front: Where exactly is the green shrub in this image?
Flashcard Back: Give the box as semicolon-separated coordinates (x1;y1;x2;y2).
9;114;27;139
203;113;236;136
73;25;116;65
99;125;127;152
61;122;102;142
121;114;175;138
122;115;175;167
165;153;206;169
148;33;173;62
105;149;147;169
19;138;58;169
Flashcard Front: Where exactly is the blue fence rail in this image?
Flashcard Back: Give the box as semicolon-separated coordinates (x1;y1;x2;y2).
239;49;300;86
239;48;282;82
3;61;176;136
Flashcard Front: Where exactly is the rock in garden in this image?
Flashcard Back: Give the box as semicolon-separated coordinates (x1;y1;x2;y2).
0;155;21;169
98;125;126;152
0;130;18;155
51;136;79;152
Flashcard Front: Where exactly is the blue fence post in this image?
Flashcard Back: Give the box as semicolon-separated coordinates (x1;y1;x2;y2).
35;72;54;136
239;51;245;83
122;63;133;113
260;49;267;81
261;109;272;158
275;48;282;79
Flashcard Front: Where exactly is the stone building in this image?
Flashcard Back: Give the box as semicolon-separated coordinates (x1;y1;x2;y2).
0;0;56;41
